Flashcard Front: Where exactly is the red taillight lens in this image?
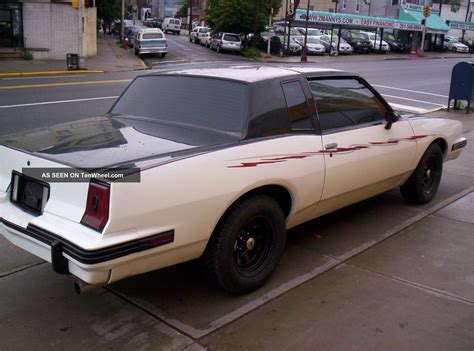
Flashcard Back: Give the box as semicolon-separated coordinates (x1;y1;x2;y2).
81;180;110;232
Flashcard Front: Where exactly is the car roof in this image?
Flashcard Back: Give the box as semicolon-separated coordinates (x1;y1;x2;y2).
139;28;164;33
152;65;347;83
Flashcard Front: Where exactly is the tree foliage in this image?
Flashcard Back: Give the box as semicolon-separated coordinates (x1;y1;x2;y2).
97;0;121;24
207;0;282;35
177;4;188;17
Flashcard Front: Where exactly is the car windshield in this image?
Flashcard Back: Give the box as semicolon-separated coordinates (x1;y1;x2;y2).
111;76;248;136
351;32;367;40
307;29;321;36
201;28;210;33
224;34;240;42
385;33;396;40
142;32;163;39
450;38;460;43
307;37;320;44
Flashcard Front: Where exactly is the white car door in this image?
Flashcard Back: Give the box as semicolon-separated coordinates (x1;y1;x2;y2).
307;77;417;216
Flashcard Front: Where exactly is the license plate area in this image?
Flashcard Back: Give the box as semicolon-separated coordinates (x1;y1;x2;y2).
10;171;50;215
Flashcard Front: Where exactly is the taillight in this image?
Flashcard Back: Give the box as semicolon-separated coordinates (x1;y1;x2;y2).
81;180;110;232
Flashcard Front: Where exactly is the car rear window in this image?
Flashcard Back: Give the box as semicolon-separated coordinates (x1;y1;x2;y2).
224;34;240;42
142;33;163;39
111;76;249;135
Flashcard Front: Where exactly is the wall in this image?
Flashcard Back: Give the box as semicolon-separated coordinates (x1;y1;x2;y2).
23;2;80;59
82;7;97;57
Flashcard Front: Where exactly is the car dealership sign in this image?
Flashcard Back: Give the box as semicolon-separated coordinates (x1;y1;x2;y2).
294;9;422;31
448;20;474;31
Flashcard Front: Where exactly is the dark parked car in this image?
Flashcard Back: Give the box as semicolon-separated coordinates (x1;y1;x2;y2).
458;36;474;53
383;33;410;53
341;30;372;53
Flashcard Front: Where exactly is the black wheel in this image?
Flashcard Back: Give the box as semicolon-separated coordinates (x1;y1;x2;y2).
204;195;286;294
189;37;192;42
216;45;221;53
400;143;443;204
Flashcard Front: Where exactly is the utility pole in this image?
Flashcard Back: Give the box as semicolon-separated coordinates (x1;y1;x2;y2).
282;0;289;56
267;7;272;56
189;0;193;33
252;0;259;47
300;0;310;62
120;0;125;42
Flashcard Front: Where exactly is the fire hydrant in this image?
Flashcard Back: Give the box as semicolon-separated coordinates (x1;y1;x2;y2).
124;37;129;50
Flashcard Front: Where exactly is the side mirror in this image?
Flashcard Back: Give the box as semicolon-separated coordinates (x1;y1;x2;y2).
385;110;399;130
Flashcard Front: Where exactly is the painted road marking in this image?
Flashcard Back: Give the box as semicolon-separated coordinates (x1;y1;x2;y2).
0;79;131;90
382;94;446;107
0;96;119;109
373;84;448;98
1;75;86;81
389;103;428;113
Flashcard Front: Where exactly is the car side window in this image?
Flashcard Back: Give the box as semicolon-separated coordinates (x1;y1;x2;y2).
281;81;313;130
308;78;388;132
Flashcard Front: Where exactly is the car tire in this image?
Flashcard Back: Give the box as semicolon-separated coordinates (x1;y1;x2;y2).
400;143;443;204
216;45;221;53
204;195;286;294
189;37;192;42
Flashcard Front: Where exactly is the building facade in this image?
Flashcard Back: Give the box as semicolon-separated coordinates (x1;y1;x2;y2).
0;0;96;59
276;0;337;20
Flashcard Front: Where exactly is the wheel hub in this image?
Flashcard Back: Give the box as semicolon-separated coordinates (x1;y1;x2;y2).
246;238;255;250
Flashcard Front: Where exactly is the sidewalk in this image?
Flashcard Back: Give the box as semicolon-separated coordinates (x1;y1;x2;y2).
258;51;474;64
0;34;146;75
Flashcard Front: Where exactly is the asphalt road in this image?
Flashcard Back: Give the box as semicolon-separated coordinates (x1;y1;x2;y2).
1;38;473;350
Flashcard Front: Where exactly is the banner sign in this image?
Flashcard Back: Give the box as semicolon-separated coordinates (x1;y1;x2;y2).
294;10;423;31
448;20;474;30
402;3;440;14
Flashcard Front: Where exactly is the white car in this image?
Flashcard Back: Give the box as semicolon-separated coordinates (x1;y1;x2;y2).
444;36;469;53
361;31;390;52
320;34;353;54
134;28;167;57
162;17;181;35
304;37;326;55
189;26;210;44
199;32;212;47
0;66;466;294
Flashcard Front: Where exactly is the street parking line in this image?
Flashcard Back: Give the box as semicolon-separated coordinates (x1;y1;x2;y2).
382;94;446;107
0;96;119;109
373;84;448;98
0;79;131;90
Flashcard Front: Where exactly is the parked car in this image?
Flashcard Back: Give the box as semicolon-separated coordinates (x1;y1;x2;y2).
134;28;167;57
341;30;373;53
209;32;242;53
124;26;140;47
199;32;212;47
294;27;322;38
458;36;474;53
162;17;181;35
444;36;469;53
190;26;210;44
320;34;353;54
0;65;466;294
360;31;390;53
383;32;410;53
303;37;326;55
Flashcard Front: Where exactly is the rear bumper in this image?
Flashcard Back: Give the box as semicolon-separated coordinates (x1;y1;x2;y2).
0;217;174;284
138;47;168;54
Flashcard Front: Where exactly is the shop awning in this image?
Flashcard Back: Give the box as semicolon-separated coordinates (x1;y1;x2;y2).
399;7;449;34
294;9;422;31
447;20;474;31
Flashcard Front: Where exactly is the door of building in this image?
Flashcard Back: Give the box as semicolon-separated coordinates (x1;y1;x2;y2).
0;9;13;48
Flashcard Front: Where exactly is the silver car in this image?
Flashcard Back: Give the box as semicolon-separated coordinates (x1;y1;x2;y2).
210;33;242;53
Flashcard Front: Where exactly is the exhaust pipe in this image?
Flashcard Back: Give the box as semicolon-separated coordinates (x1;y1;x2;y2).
74;281;105;294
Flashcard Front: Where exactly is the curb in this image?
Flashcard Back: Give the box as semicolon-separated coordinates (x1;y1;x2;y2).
0;70;104;78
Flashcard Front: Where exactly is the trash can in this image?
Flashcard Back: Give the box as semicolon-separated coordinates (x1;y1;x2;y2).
66;53;79;71
448;62;474;113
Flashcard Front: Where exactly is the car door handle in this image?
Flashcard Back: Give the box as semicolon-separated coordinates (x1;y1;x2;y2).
325;143;338;149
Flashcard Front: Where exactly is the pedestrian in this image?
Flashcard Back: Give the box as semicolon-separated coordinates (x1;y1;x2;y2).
101;19;107;36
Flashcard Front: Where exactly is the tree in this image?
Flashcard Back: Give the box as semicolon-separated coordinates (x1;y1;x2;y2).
97;0;121;27
177;3;188;17
207;0;282;38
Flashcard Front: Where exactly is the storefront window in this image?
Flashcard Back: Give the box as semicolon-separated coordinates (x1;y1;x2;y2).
0;3;22;48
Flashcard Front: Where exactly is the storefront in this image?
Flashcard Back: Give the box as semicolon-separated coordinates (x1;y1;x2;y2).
0;2;23;48
293;9;422;52
399;4;449;51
